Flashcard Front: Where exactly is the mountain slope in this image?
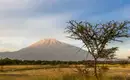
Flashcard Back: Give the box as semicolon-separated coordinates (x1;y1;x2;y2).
0;39;93;61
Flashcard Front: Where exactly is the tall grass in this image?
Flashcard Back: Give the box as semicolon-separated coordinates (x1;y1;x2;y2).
0;65;130;80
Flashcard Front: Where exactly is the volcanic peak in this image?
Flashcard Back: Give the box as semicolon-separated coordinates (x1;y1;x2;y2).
29;38;61;47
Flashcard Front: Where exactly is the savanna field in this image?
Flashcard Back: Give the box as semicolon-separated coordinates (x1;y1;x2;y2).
1;0;130;80
0;64;129;80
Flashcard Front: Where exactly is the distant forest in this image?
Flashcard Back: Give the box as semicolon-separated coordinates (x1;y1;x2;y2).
0;58;129;65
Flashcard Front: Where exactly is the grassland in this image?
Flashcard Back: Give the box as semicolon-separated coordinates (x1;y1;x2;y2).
0;65;130;80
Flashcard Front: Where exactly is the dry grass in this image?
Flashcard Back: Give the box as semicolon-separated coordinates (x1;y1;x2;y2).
0;65;129;80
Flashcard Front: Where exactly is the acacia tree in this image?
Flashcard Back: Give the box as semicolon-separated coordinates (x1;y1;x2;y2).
128;56;130;63
65;20;130;79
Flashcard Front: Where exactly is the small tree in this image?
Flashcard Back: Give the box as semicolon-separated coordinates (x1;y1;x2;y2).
128;56;130;63
65;20;130;79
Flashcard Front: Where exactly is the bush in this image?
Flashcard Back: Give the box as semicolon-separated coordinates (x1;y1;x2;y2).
61;74;87;80
110;75;124;80
100;66;109;72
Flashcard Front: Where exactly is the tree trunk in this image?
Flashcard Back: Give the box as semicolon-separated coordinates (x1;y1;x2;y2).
94;58;99;80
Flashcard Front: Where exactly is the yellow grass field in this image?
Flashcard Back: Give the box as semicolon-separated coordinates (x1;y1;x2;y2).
0;65;130;80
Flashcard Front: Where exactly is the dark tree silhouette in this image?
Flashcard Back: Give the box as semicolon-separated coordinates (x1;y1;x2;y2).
65;20;130;80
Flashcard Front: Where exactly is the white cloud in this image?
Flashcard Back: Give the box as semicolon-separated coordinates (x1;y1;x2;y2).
0;0;28;10
0;0;58;10
0;0;77;51
0;12;72;37
0;0;61;18
0;12;74;51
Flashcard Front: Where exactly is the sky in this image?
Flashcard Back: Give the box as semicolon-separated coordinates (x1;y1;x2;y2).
0;0;130;58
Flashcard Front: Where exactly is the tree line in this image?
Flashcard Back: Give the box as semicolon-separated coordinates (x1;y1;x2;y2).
0;58;129;65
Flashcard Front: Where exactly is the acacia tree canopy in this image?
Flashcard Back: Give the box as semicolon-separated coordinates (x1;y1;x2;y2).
66;20;130;59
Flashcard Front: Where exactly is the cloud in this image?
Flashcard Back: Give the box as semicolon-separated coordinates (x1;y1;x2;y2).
0;12;75;51
0;0;58;10
0;12;73;36
0;0;75;38
0;0;78;51
0;0;61;18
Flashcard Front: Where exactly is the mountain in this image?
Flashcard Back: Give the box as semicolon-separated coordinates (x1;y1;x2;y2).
0;39;93;61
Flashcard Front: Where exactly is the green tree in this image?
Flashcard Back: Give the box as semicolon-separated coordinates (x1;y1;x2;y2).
65;20;130;80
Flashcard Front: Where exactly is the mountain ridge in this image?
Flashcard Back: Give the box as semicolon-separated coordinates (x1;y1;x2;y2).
0;38;93;61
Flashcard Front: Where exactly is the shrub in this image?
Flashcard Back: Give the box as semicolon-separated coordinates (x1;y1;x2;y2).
100;66;109;72
110;75;124;80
